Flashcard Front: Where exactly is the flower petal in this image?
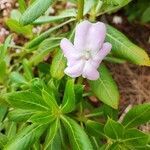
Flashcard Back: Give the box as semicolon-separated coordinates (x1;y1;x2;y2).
88;59;100;69
82;61;99;80
64;60;85;77
86;22;106;51
74;20;92;50
93;42;112;64
60;38;80;59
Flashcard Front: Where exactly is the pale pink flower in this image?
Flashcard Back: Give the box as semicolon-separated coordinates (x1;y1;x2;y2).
60;20;112;80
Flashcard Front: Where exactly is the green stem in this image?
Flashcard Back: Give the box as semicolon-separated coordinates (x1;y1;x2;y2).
77;0;84;21
85;112;103;118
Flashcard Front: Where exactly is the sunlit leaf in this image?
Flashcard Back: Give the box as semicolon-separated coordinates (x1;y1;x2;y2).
106;25;150;66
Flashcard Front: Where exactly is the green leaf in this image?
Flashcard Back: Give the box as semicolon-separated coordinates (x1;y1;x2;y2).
10;9;22;21
34;9;76;24
141;6;150;23
50;50;66;80
0;133;8;149
0;60;7;83
61;79;75;113
42;89;59;110
102;104;118;120
18;0;27;13
105;56;126;64
84;0;96;15
29;40;59;66
10;72;27;85
6;122;17;140
22;59;33;81
105;0;127;5
123;129;149;148
89;64;119;109
74;84;84;104
4;124;47;150
122;103;150;128
29;112;56;124
62;116;93;150
6;91;49;111
8;109;34;122
86;120;104;137
44;119;59;150
5;19;33;38
20;0;53;25
26;19;74;49
106;25;150;66
104;118;124;140
0;106;7;122
0;34;12;58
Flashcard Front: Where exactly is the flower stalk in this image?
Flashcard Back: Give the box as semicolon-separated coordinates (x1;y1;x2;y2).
77;0;84;21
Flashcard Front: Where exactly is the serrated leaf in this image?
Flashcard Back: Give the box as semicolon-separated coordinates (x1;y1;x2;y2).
4;124;47;150
50;50;66;80
104;118;124;140
62;116;93;150
89;64;119;109
6;91;49;111
20;0;53;25
106;25;150;66
44;119;59;150
61;79;75;113
122;103;150;128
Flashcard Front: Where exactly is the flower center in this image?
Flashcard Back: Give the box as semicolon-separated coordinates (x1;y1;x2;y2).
82;50;91;60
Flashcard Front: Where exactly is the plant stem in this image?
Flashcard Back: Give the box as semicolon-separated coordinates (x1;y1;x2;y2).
85;112;103;118
77;0;84;21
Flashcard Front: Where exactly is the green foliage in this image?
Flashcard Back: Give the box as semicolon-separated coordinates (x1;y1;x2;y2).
62;116;93;150
5;19;33;38
104;118;124;139
50;50;66;80
125;0;150;23
61;79;75;113
4;124;48;150
0;0;150;149
106;25;150;66
122;103;150;128
89;64;119;109
20;0;54;25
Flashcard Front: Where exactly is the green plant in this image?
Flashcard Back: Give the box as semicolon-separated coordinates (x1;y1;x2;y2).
125;0;150;23
0;0;150;149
